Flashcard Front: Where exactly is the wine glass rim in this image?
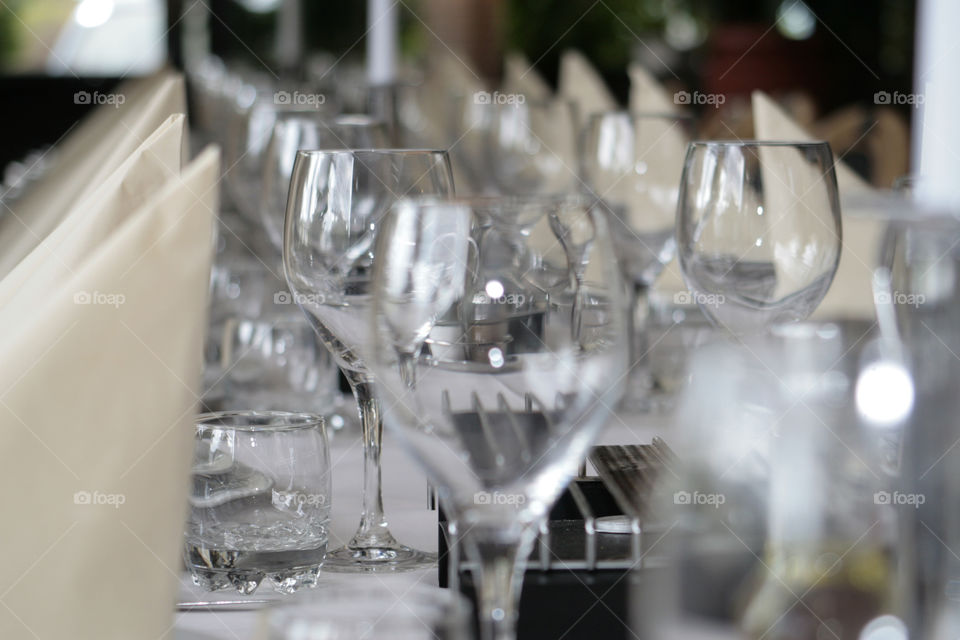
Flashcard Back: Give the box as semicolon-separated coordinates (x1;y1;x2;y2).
587;109;695;122
294;148;447;158
195;410;325;432
688;139;830;148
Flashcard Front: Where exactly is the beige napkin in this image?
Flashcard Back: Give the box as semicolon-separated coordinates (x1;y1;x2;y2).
558;50;618;127
0;146;218;639
503;52;552;102
752;91;881;320
0;69;186;278
628;63;681;114
0;114;185;312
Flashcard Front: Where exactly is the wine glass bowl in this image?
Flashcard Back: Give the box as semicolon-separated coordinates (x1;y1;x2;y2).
676;141;842;333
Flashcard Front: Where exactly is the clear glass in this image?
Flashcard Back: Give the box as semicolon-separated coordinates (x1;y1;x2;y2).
638;321;895;639
369;195;629;640
283;149;453;572
486;99;579;196
185;411;331;595
256;582;473;640
224;94;338;224
676;141;842;333
259;114;390;250
219;314;339;415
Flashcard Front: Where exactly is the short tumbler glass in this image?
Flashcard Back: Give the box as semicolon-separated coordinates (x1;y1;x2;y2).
185;411;331;595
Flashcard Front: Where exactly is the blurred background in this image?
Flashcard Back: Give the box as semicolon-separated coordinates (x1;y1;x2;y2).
0;0;917;182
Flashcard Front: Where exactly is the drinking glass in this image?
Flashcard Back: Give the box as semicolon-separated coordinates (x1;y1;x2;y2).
256;582;473;639
259;114;390;249
369;195;628;639
283;150;453;572
185;411;331;595
486;99;579;196
676;141;842;333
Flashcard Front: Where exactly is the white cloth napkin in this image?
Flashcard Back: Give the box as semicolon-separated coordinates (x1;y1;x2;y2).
502;52;552;102
558;50;618;127
0;128;218;640
0;70;186;278
752;90;881;320
628;63;681;114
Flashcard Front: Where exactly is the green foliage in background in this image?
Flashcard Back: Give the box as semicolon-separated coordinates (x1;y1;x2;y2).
0;1;21;67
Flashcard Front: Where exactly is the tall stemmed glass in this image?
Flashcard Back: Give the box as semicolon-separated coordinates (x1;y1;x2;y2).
259;114;389;250
676;141;842;333
283;150;453;572
580;112;691;400
370;196;628;639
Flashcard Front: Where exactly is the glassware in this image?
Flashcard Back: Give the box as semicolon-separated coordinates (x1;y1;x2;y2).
259;114;390;250
676;141;842;333
486;99;579;196
256;582;473;640
369;195;628;640
283;149;453;572
185;411;331;595
581;112;692;406
638;321;897;639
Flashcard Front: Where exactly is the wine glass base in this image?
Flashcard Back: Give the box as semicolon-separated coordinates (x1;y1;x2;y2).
322;544;437;573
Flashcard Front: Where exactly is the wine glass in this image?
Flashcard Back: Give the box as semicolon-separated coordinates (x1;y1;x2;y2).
580;112;692;402
283;150;454;572
486;99;579;195
259;114;390;250
369;195;628;639
676;141;842;333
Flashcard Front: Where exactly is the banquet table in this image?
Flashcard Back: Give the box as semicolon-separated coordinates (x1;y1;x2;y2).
173;400;665;639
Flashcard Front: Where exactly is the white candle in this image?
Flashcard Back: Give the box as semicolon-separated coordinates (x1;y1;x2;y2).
367;0;398;85
913;0;960;211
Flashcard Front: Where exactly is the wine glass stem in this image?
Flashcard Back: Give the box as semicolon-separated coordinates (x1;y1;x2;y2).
629;283;650;362
344;373;395;548
468;527;536;640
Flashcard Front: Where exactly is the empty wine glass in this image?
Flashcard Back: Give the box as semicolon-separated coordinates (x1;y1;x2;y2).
283;150;454;572
259;114;390;249
676;141;842;333
581;112;692;404
369;195;628;640
487;99;579;196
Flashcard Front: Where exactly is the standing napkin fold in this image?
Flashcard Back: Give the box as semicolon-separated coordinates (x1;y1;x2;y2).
752;90;882;320
0;70;186;278
0;147;219;640
0;114;185;312
503;52;552;102
628;63;681;114
558;50;617;127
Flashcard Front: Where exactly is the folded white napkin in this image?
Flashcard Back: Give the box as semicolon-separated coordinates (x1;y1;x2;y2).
0;140;218;640
558;50;618;127
752;91;881;320
628;63;681;114
502;52;552;102
0;70;186;278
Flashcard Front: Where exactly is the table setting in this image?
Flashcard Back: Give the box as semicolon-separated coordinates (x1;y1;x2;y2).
1;2;958;639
